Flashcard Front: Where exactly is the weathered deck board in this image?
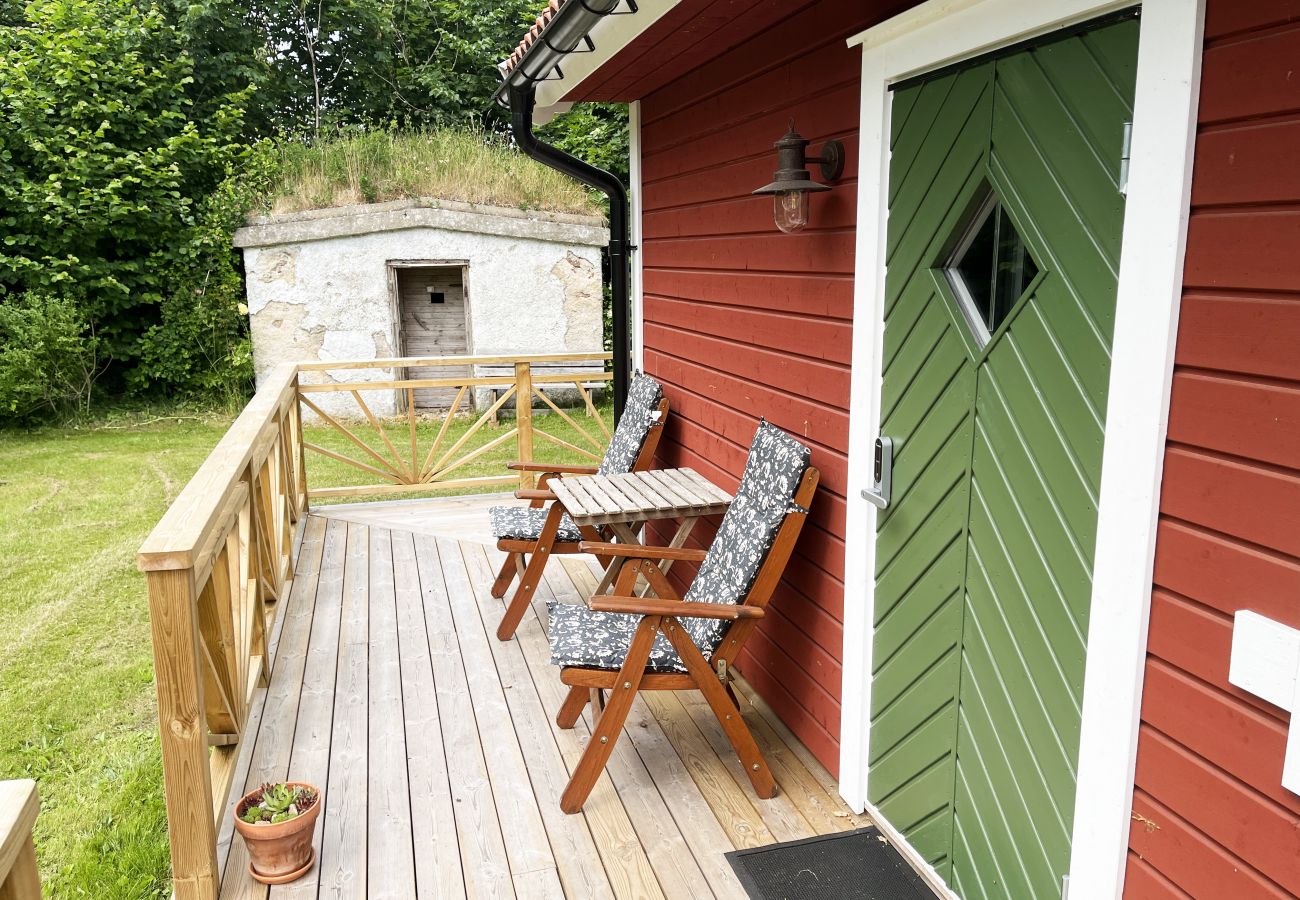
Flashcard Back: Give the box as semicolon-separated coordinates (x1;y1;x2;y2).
275;517;347;900
218;515;325;895
317;522;369;899
366;529;415;900
410;536;513;900
390;530;463;900
218;495;859;900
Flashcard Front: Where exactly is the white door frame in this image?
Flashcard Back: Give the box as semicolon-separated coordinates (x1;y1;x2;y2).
838;0;1204;896
629;99;646;371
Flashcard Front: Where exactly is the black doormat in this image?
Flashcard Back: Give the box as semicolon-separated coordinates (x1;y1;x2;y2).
726;827;938;900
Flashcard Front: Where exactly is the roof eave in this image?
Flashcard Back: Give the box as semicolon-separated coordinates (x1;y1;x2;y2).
495;0;682;118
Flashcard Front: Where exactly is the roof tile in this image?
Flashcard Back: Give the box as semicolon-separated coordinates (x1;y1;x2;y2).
504;0;566;75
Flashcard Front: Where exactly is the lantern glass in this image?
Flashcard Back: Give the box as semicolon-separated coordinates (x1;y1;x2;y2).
774;190;809;234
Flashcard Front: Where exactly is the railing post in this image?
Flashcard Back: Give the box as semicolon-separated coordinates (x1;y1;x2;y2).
0;779;41;900
146;567;219;900
292;371;309;514
514;360;535;490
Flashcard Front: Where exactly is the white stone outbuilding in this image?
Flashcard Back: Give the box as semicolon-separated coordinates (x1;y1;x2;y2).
234;198;608;415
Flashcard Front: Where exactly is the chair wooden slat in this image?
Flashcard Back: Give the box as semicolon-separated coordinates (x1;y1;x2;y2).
615;473;677;512
591;475;643;514
639;470;716;518
574;476;626;517
605;474;661;514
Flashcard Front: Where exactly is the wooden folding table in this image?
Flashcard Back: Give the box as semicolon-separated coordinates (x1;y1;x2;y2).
550;467;733;594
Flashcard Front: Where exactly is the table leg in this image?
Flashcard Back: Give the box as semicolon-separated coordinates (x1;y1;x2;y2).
593;521;642;595
639;517;699;597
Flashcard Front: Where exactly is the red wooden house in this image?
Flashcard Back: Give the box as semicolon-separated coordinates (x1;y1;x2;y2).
498;0;1300;897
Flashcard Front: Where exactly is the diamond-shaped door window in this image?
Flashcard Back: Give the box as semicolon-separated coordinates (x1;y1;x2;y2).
943;189;1039;347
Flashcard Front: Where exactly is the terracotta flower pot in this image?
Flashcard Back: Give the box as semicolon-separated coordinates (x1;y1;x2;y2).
232;782;322;885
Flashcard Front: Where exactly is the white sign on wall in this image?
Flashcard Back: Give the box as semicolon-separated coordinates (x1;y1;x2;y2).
1228;610;1300;794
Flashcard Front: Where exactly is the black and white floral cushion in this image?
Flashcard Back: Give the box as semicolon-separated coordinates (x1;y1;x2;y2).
597;372;665;475
547;420;811;672
548;601;691;672
488;506;583;543
489;372;663;543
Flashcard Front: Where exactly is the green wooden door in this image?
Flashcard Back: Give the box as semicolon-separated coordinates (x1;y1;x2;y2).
867;16;1138;899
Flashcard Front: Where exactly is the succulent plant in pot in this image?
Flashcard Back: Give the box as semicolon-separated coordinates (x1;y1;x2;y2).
233;782;321;884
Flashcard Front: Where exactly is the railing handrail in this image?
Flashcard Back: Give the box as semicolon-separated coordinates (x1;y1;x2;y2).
298;350;611;372
0;779;40;898
137;363;299;572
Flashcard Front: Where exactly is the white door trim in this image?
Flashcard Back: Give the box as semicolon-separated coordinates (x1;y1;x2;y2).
839;1;1204;897
629;100;646;371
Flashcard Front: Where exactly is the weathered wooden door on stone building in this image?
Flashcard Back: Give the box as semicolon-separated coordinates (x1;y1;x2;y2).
397;264;471;409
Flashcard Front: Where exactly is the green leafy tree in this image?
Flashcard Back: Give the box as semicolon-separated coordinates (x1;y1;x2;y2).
538;102;630;187
168;0;543;138
134;142;280;400
0;0;250;408
380;0;539;129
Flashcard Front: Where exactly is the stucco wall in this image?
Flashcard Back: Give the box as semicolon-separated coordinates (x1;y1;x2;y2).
235;199;608;416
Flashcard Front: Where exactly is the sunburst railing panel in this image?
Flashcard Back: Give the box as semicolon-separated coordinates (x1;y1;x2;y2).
295;353;613;502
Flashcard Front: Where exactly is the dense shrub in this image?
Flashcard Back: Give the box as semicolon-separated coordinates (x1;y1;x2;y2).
0;293;99;418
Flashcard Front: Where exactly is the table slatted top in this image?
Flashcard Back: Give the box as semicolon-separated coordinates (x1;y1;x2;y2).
552;468;732;526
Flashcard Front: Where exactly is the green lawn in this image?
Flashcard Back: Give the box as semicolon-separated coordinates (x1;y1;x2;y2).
0;416;232;898
0;402;611;897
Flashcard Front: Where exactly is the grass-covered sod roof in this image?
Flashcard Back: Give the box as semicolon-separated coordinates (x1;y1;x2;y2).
263;129;604;218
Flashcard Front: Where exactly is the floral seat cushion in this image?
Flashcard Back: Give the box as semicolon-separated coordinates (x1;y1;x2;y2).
547;601;696;673
489;505;583;543
548;420;811;673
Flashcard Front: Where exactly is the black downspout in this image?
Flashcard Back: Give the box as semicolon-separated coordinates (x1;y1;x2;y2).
507;83;630;420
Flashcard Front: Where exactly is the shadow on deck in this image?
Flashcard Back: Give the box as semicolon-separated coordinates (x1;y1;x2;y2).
215;495;864;900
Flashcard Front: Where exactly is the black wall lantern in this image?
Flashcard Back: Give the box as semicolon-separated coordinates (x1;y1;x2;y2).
752;125;845;234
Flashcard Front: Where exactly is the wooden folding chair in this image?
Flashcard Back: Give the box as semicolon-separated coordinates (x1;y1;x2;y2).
543;421;819;813
489;372;670;640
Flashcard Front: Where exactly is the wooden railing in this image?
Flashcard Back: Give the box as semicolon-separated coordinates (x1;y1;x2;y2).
137;364;305;900
138;353;609;899
0;780;40;899
296;352;613;500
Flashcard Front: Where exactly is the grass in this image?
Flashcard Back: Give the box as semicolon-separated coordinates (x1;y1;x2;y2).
0;413;234;898
0;400;611;896
265;129;604;217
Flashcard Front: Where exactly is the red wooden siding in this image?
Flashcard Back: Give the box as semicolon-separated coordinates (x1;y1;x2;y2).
635;0;895;775
1126;2;1300;896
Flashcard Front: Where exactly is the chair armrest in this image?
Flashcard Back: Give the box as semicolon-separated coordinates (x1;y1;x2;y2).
589;596;763;621
578;542;708;562
506;462;600;474
515;489;557;502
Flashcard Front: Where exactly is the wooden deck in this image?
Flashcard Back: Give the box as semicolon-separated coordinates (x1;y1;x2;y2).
214;494;865;900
